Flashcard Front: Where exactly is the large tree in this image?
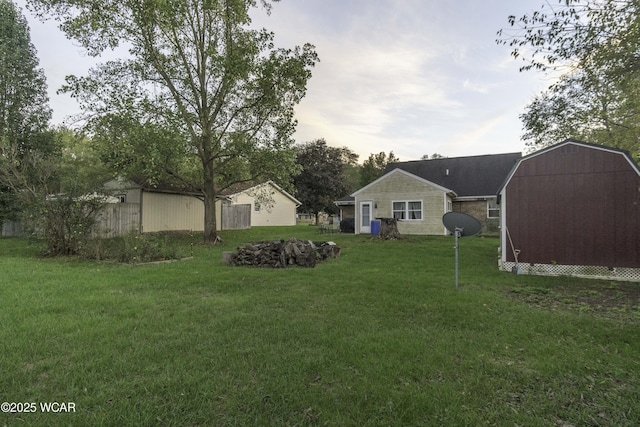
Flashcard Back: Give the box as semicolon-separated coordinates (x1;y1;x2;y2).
497;0;640;159
294;139;358;224
29;0;318;242
0;0;54;223
0;2;109;251
360;151;399;187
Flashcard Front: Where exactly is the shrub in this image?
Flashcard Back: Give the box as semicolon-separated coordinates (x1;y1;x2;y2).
22;194;106;256
79;231;184;263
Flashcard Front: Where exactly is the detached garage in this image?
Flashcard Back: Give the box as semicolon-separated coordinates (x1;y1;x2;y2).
499;139;640;281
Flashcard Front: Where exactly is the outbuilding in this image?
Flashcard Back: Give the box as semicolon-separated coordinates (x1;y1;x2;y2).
499;139;640;281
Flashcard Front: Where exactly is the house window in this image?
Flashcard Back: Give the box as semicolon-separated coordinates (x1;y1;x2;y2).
116;194;126;203
392;200;422;220
487;199;499;218
254;202;261;212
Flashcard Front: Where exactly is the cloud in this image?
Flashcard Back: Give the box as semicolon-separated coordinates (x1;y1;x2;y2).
462;79;491;94
20;0;550;161
283;4;468;158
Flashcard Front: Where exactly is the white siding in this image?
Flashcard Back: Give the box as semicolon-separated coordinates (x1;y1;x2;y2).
354;170;450;235
231;183;297;226
141;192;204;232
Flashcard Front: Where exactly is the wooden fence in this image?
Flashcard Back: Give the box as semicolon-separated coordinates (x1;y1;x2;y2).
2;202;251;238
1;221;22;237
96;203;141;237
222;204;250;230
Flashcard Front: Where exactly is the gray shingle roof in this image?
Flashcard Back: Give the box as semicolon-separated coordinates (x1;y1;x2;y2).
384;152;521;197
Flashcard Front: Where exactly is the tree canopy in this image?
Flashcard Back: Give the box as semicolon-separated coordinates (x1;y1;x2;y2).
497;0;640;159
0;1;110;251
294;139;358;223
29;0;319;242
0;0;53;197
360;151;399;187
0;0;54;226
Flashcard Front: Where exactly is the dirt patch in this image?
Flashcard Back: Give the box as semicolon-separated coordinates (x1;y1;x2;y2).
508;281;640;322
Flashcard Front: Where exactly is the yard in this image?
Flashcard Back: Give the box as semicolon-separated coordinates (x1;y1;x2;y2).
1;226;639;426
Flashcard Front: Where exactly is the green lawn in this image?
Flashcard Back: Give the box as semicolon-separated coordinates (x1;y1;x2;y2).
1;226;639;426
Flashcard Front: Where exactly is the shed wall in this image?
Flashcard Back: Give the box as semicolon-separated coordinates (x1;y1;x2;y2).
231;184;297;226
504;145;640;268
141;192;205;233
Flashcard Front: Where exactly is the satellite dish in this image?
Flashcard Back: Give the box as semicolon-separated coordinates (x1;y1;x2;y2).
442;212;481;237
442;212;481;288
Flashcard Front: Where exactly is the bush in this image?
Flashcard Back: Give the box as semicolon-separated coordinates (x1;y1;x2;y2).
23;194;105;256
79;231;185;263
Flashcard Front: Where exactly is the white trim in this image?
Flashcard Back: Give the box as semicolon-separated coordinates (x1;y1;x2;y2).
444;194;452;235
391;199;423;221
351;168;456;197
226;180;302;206
358;201;373;234
500;189;507;264
499;261;640;282
454;195;496;201
487;198;499;219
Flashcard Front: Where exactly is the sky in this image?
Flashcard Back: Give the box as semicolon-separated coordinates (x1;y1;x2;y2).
16;0;555;162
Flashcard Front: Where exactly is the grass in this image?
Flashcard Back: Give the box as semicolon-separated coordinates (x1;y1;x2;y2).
1;225;639;426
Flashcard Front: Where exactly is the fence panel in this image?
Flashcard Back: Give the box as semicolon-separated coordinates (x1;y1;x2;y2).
1;221;22;237
96;203;140;237
222;204;251;230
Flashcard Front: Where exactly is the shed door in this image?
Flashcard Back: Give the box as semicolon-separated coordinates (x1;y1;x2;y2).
360;201;372;234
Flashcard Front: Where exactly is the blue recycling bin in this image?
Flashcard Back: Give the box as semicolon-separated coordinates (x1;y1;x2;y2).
370;219;381;235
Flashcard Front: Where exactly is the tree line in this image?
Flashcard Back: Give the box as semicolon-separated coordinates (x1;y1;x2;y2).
3;0;638;255
0;0;403;248
0;0;398;251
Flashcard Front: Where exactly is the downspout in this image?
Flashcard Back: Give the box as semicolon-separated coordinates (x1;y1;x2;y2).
443;193;449;235
139;188;144;233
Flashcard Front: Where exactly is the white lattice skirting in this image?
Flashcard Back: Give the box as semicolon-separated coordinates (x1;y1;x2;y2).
499;261;640;282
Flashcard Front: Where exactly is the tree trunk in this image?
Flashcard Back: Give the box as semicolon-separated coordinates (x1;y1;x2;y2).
203;189;218;243
202;145;219;244
378;217;401;240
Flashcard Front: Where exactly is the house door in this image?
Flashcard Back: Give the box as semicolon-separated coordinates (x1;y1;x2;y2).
360;201;372;234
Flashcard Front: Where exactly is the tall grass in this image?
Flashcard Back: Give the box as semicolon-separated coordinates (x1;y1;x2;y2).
1;226;638;426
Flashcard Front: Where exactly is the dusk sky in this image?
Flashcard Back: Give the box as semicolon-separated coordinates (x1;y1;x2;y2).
16;0;555;161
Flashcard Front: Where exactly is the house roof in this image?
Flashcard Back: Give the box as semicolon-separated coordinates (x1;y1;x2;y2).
351;168;456;197
383;152;521;198
335;195;355;205
104;177;202;196
106;177;300;204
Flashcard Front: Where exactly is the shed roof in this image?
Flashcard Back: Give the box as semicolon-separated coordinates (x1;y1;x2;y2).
104;177;201;196
519;138;638;172
384;152;521;197
499;139;640;194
